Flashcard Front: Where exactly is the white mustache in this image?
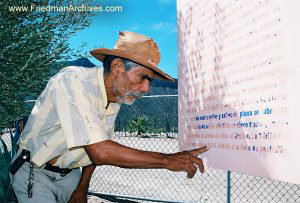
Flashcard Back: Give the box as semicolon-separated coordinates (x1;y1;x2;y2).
125;91;144;98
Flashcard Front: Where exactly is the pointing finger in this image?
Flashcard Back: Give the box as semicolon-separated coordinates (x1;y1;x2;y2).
189;146;209;156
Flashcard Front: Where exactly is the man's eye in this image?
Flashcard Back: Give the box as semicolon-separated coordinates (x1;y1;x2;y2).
141;76;147;81
141;75;153;82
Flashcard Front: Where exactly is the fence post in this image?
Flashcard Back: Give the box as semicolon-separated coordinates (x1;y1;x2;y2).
227;171;231;203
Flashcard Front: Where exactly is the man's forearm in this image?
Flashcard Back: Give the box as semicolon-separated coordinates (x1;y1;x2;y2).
84;140;208;178
84;140;168;169
68;164;96;203
76;164;96;192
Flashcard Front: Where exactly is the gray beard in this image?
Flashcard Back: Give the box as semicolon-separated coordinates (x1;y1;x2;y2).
117;90;144;105
112;80;144;105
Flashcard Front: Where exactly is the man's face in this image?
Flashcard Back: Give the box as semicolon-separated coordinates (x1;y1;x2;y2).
113;65;154;105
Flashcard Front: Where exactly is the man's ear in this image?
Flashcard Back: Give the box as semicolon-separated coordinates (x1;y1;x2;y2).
111;58;125;77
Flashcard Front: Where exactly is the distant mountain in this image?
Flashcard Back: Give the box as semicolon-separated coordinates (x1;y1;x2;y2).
150;78;178;89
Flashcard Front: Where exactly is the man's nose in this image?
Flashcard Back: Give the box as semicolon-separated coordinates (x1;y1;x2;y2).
141;80;150;93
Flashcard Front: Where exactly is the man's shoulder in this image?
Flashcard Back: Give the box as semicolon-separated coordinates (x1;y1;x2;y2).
59;66;91;75
54;66;103;81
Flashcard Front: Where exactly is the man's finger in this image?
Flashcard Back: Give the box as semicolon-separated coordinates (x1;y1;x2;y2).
190;162;197;175
189;146;209;156
191;156;205;173
186;163;196;178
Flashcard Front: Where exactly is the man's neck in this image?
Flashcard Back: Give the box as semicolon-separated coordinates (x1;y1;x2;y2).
104;73;118;103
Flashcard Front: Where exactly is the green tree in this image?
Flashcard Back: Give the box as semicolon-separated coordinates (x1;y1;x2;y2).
0;0;94;131
127;116;150;136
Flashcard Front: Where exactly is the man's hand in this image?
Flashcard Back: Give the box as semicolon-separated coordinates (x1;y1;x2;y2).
165;146;209;178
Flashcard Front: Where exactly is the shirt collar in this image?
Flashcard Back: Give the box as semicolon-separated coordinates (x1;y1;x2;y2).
106;102;121;116
97;67;120;115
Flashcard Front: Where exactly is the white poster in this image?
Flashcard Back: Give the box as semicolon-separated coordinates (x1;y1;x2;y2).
178;0;300;184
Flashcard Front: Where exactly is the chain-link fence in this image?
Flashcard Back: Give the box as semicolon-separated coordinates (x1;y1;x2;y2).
89;96;300;203
89;136;300;203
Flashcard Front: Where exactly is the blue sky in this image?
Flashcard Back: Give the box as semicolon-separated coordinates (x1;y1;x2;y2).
68;0;178;79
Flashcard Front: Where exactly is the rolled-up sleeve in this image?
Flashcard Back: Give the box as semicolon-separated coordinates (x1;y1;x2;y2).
50;73;108;149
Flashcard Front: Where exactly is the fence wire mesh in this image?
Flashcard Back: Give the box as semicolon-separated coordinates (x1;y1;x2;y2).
89;96;300;203
0;96;300;203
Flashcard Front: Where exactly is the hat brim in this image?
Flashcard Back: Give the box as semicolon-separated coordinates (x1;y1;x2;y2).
90;48;175;82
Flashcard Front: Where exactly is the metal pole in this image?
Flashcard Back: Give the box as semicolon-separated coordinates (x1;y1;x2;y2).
88;191;190;203
227;171;231;203
141;95;178;98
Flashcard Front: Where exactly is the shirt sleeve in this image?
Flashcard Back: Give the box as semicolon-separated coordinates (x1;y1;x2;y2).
50;72;108;149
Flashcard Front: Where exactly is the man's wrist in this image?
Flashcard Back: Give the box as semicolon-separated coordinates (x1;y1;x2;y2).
161;153;169;169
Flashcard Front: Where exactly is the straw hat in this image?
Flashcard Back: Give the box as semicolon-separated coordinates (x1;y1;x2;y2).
90;31;174;82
